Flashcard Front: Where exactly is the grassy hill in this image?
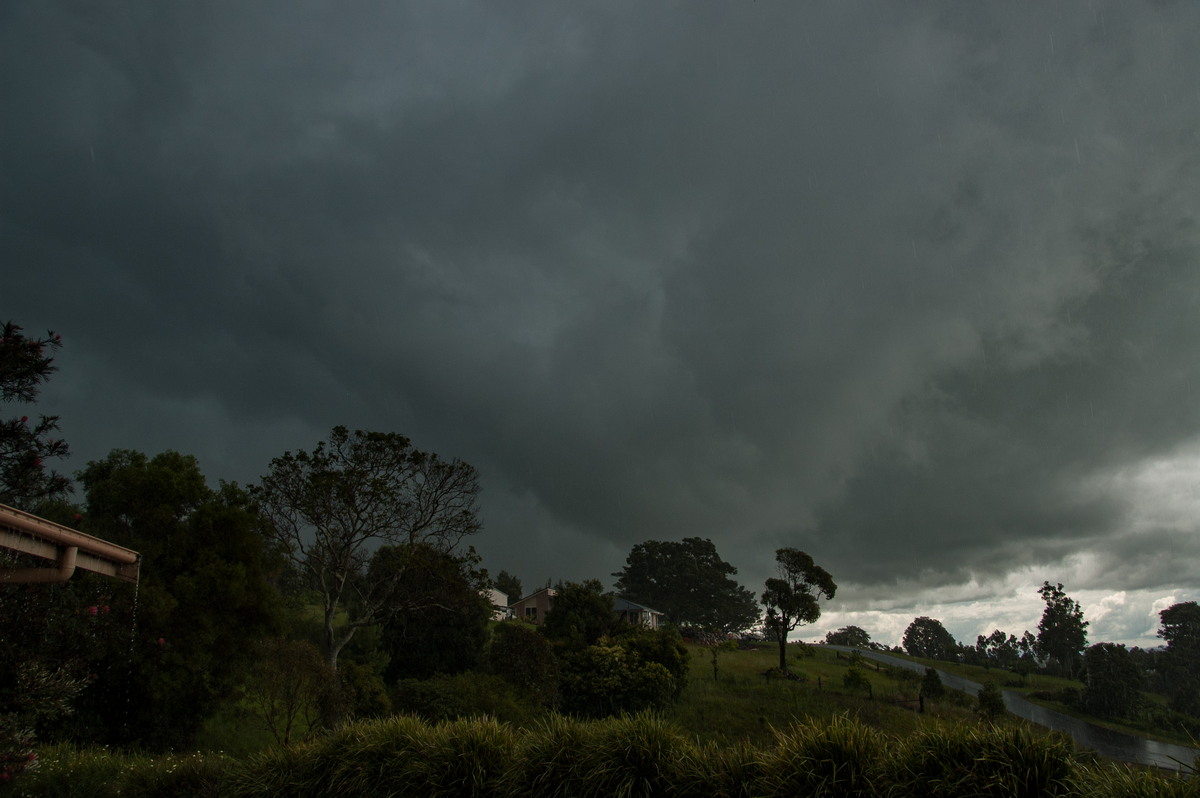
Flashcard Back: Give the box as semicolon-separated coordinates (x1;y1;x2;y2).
669;642;978;746
15;639;1198;797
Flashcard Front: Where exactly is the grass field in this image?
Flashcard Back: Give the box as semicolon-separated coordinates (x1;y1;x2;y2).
17;641;1198;797
870;649;1200;748
669;642;980;746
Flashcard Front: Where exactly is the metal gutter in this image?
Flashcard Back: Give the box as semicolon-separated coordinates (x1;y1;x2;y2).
0;502;140;583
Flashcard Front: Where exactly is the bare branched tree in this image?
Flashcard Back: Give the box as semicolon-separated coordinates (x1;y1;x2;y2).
252;426;481;671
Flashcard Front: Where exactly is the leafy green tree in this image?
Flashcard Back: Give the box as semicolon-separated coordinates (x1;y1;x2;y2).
71;450;284;748
485;621;558;706
542;580;616;649
612;537;760;634
1082;642;1143;719
557;628;688;718
1036;582;1088;679
761;549;836;673
618;626;690;702
975;629;1020;670
1157;601;1200;714
252;426;482;671
825;625;873;648
372;543;493;681
902;617;958;661
1014;630;1039;679
0;322;71;508
495;570;523;605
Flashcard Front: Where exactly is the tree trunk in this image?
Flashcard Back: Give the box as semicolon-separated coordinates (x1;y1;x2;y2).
777;631;788;672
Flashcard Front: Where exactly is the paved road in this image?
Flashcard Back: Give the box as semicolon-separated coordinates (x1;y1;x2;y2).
822;645;1199;771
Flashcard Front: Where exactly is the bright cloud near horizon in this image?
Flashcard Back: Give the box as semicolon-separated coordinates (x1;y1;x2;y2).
4;2;1199;649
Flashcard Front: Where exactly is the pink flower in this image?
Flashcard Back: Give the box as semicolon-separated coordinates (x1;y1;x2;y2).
103;605;110;614
157;637;165;646
74;513;83;521
88;606;98;616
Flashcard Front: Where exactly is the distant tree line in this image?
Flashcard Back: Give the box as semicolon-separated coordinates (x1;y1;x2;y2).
890;581;1200;726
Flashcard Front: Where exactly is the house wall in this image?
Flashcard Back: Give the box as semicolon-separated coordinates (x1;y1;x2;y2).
486;587;511;621
509;588;556;625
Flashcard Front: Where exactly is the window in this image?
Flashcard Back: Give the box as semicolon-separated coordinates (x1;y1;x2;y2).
525;606;537;621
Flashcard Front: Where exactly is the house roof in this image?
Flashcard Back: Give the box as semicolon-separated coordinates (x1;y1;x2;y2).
512;586;556;603
0;502;140;583
612;597;662;614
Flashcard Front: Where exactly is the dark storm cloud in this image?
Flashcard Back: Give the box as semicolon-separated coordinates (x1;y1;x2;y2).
5;1;1200;633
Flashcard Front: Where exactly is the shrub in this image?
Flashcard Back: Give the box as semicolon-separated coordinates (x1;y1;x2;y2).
921;668;945;700
485;620;558;706
758;715;887;798
891;723;1074;797
843;667;871;695
976;681;1007;721
558;643;674;717
390;672;538;725
618;626;690;700
504;713;701;798
585;714;702;797
556;629;690;718
243;638;330;747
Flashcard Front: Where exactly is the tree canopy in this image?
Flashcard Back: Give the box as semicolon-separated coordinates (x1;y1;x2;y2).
494;570;523;605
74;449;284;747
252;426;482;671
1157;601;1200;714
902;617;958;661
542;579;616;649
761;548;836;672
824;625;873;648
1082;642;1143;719
612;537;759;634
975;629;1021;670
373;543;493;682
1036;582;1088;679
0;322;71;508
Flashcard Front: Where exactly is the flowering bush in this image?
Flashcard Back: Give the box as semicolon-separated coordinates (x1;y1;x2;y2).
0;662;83;786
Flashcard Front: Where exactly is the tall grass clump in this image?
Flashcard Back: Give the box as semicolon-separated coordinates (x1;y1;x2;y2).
585;713;703;797
755;714;888;798
230;714;515;798
499;713;599;797
230;714;428;798
689;740;767;798
503;712;702;798
1070;760;1199;798
891;722;1076;798
406;717;516;797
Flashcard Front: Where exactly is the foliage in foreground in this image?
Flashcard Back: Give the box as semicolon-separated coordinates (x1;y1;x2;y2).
11;714;1195;798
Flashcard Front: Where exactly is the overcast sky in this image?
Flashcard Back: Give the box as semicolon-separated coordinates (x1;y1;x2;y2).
5;1;1199;648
